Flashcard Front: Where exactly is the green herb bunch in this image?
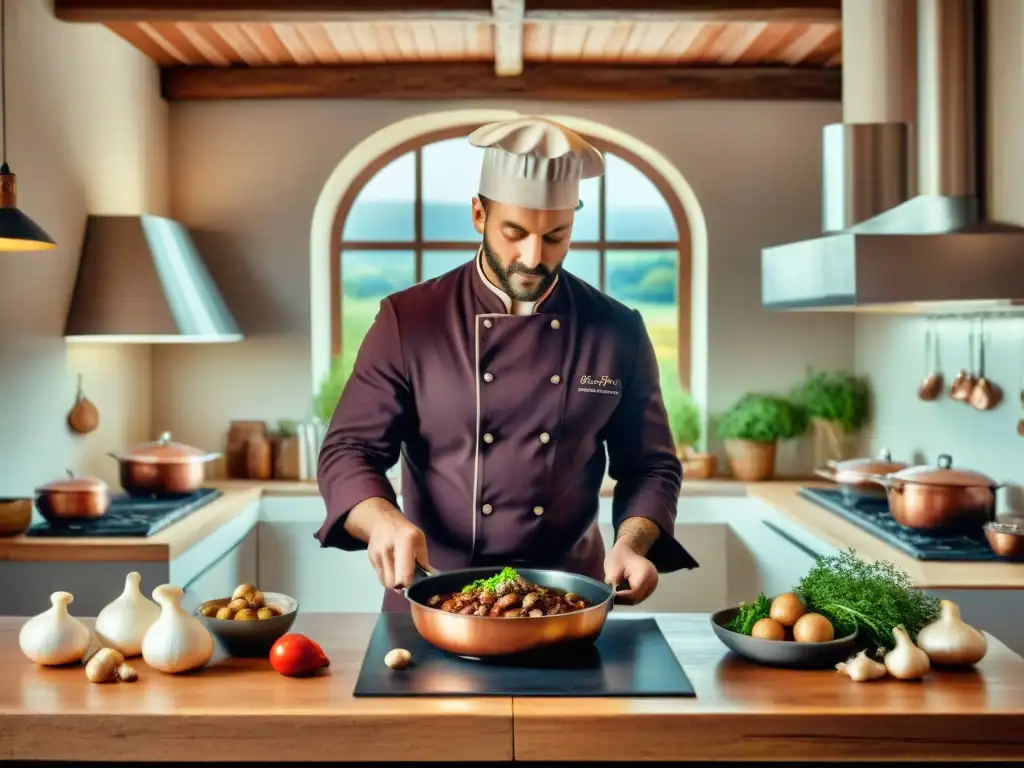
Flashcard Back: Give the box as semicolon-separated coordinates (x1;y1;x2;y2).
724;593;771;635
665;387;701;449
462;567;519;594
715;394;808;444
313;355;353;424
789;370;870;433
795;549;940;651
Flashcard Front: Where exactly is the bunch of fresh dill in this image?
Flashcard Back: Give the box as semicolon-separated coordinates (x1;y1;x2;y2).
795;548;940;651
724;593;771;635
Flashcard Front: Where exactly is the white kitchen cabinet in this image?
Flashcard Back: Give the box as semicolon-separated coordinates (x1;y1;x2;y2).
255;495;826;615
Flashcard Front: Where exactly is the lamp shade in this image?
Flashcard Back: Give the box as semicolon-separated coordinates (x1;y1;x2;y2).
0;163;55;251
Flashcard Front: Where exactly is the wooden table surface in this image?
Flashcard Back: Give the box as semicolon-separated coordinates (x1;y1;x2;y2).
3;612;1024;762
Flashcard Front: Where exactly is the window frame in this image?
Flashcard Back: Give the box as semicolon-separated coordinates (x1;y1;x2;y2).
330;123;692;388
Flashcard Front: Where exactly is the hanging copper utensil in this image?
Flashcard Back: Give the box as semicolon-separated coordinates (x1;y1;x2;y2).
949;320;978;402
917;320;943;401
66;373;99;435
969;319;1002;411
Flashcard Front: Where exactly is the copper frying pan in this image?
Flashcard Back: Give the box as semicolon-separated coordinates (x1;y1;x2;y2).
399;565;619;657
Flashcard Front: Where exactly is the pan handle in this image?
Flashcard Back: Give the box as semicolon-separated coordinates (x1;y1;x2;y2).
393;561;437;593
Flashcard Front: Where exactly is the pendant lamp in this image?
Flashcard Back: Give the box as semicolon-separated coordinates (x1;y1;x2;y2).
0;0;55;251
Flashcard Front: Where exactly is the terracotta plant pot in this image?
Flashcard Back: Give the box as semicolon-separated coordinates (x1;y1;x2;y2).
724;439;777;481
680;451;717;480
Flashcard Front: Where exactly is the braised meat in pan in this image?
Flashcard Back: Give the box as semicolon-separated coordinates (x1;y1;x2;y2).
426;567;594;617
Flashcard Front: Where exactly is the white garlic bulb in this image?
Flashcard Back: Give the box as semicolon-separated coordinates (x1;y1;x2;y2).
94;572;160;657
19;591;92;666
141;584;214;674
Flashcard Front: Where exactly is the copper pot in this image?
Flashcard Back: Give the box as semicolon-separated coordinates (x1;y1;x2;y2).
815;448;908;503
864;454;1001;532
108;431;221;497
401;567;616;657
35;470;110;522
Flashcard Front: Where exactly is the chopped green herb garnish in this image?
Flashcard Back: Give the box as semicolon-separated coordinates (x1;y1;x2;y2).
462;567;519;593
724;593;771;635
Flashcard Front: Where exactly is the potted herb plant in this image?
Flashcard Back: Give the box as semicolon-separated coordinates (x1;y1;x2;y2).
313;355;352;426
715;393;808;481
789;370;870;466
665;389;716;479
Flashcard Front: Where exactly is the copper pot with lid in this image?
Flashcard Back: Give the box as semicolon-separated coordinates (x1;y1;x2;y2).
815;449;908;503
864;454;1001;532
108;431;221;497
35;470;110;522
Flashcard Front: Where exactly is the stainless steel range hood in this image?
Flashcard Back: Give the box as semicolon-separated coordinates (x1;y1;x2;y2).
65;214;243;343
762;0;1024;315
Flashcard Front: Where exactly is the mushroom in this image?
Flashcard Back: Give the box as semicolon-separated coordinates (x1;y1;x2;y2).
85;647;139;683
385;648;412;669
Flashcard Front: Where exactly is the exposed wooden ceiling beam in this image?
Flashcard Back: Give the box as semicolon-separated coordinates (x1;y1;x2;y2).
55;0;840;23
492;0;524;77
161;63;840;102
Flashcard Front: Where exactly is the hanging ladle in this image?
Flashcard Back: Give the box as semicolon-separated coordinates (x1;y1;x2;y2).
969;319;1002;411
949;320;978;402
917;320;943;401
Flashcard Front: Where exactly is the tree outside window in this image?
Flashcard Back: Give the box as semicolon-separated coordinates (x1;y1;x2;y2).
329;127;690;413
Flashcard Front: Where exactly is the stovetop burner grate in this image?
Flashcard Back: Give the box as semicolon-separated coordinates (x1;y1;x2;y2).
26;488;223;538
798;487;1000;561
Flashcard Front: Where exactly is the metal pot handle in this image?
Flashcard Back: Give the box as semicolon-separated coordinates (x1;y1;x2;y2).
394;561;437;593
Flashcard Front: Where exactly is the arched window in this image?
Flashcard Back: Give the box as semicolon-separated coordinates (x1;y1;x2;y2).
330;124;692;404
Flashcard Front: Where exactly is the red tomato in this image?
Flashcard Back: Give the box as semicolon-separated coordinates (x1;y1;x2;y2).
269;633;330;677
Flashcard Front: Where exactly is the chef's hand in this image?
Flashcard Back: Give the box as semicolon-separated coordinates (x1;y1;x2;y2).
603;540;659;606
364;504;431;590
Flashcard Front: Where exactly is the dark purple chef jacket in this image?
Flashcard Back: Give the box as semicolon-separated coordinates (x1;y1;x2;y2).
316;253;698;612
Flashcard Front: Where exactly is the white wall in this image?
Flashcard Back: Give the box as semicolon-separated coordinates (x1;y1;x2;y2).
853;0;1024;498
0;0;167;495
156;98;850;475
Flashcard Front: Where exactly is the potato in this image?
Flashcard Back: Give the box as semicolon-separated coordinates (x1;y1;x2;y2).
199;603;220;617
769;593;807;628
751;617;786;641
257;607;276;620
234;608;259;621
232;583;259;601
216;605;236;620
227;598;249;612
792;612;834;643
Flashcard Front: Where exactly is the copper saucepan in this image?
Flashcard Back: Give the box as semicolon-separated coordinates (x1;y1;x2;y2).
401;566;620;657
34;470;110;522
108;431;221;497
864;454;1001;532
814;449;908;504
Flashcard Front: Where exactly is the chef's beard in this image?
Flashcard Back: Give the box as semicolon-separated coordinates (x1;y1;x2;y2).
481;232;559;302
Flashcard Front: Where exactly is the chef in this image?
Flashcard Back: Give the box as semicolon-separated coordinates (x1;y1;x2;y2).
316;115;698;613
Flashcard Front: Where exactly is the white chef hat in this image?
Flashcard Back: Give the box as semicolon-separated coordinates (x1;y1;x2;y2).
468;116;605;212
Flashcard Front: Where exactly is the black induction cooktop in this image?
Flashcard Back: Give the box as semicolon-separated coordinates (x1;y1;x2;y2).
26;489;222;537
799;487;999;562
353;612;695;698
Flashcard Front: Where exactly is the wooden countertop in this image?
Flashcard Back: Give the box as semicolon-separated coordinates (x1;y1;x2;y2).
2;612;1023;762
747;483;1024;590
4;479;1024;591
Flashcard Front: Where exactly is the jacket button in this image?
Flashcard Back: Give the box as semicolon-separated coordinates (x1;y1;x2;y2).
483;372;494;382
483;433;494;444
550;374;560;384
533;506;545;516
550;319;560;330
482;504;493;515
483;319;493;328
539;432;550;444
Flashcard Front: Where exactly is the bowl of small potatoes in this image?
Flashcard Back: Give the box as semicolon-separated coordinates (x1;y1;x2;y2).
196;583;299;657
710;592;860;669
